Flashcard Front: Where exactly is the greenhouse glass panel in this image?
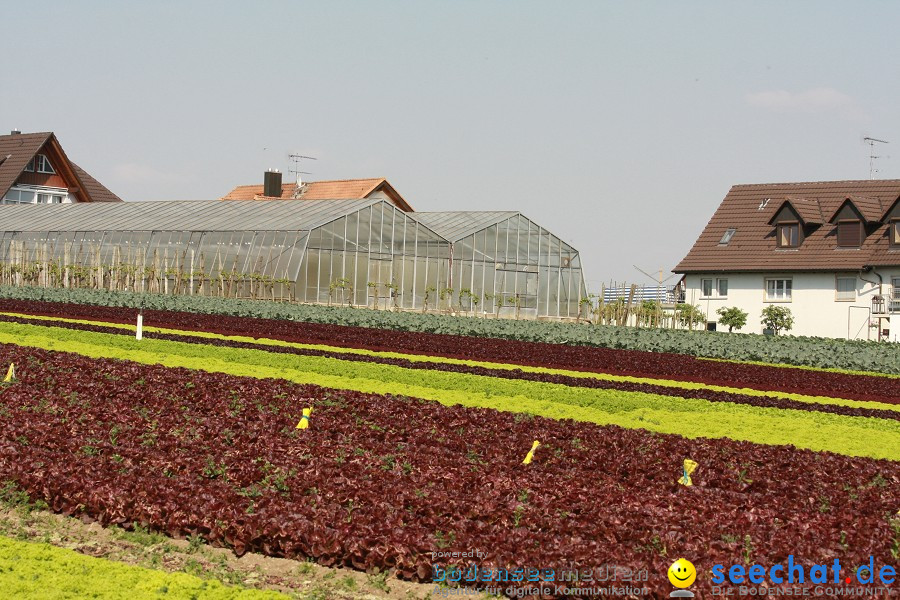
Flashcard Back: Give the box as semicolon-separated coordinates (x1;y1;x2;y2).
344;212;359;252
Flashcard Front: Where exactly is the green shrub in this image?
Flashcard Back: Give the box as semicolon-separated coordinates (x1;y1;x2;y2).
717;307;748;333
761;306;794;335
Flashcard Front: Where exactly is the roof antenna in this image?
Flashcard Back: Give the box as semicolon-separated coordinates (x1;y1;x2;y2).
863;137;889;179
288;153;317;186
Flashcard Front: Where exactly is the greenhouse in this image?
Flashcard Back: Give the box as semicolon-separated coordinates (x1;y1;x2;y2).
0;199;586;319
412;211;585;319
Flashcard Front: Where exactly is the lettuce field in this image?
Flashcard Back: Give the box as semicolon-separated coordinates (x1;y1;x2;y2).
0;297;898;599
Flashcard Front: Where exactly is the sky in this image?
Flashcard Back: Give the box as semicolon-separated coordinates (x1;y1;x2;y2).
4;1;900;290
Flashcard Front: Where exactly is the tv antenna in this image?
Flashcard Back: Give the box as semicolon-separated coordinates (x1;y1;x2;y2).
288;153;317;185
863;137;889;179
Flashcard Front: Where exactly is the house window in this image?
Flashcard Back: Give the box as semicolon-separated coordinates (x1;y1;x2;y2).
836;220;862;248
836;276;856;301
1;185;69;205
765;278;792;301
717;278;728;297
891;221;900;247
777;224;799;248
36;155;55;174
719;228;736;245
24;154;55;174
700;278;728;298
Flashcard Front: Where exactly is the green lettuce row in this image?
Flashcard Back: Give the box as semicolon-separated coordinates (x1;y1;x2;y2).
0;536;285;599
2;285;898;375
2;321;899;461
7;309;895;413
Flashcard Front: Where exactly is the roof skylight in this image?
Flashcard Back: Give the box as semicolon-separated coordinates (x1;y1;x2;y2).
719;228;737;245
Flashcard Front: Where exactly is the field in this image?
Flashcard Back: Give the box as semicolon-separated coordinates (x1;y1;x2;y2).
0;294;898;599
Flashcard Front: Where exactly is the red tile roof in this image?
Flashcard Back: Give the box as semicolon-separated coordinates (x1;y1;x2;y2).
831;196;883;223
675;180;900;273
301;178;386;200
766;197;824;225
222;183;296;200
70;163;123;203
0;132;52;199
0;131;121;202
220;177;413;211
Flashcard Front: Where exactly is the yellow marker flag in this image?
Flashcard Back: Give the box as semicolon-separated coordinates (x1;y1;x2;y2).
522;440;540;465
678;459;699;486
295;407;313;430
2;364;13;383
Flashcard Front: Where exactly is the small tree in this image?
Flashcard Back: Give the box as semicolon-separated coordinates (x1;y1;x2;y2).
422;285;437;313
716;306;748;332
761;305;794;335
578;297;594;324
439;287;455;313
367;281;379;309
458;288;476;313
383;282;399;309
676;303;705;330
329;278;353;306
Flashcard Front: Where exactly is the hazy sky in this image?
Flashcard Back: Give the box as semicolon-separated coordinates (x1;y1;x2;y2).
4;1;899;289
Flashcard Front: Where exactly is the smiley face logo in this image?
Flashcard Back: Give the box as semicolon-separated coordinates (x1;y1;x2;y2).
667;558;696;588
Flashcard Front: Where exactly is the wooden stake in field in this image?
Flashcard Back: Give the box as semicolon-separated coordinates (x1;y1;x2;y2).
625;284;636;326
136;308;144;341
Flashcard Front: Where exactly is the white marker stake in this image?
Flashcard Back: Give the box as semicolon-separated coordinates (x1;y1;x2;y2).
136;310;143;340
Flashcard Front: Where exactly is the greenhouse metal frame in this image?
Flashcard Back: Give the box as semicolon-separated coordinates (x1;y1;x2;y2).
0;199;586;319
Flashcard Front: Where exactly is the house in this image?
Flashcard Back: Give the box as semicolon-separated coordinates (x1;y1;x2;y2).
0;130;122;205
220;172;414;212
674;179;900;340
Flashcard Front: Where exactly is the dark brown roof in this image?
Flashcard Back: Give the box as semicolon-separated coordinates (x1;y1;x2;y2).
0;132;51;199
0;131;121;202
71;163;122;202
675;179;900;273
766;197;824;225
828;196;883;223
220;177;414;212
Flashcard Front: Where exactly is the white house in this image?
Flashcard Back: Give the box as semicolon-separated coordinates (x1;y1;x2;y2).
674;180;900;341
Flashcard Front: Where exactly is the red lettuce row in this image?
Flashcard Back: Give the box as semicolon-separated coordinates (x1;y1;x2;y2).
0;298;896;404
2;313;897;422
0;343;898;599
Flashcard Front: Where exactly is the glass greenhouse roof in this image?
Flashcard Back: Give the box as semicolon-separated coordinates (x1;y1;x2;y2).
0;199;384;232
411;211;518;242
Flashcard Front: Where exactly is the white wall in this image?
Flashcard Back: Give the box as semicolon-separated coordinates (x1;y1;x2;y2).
683;270;900;340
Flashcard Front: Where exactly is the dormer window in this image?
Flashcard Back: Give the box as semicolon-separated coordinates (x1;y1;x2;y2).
891;220;900;248
768;199;815;248
777;223;799;248
24;154;55;174
836;220;862;248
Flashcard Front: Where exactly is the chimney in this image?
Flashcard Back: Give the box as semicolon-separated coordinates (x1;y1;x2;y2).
10;129;21;135
263;169;282;197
